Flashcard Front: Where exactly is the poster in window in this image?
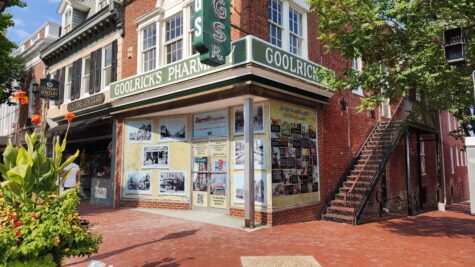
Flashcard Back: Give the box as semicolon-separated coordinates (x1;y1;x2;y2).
193;157;208;191
128;120;152;143
159;117;187;142
142;145;169;168
125;170;152;195
233;104;265;135
193;109;228;138
159;171;186;196
233;172;266;205
234;139;265;169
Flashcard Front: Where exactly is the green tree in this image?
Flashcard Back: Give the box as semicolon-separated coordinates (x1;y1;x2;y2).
310;0;475;135
0;0;26;105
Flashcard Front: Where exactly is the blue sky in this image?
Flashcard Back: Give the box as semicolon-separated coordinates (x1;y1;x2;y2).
7;0;62;45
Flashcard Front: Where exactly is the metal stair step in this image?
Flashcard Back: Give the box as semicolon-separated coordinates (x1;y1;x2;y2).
322;213;354;224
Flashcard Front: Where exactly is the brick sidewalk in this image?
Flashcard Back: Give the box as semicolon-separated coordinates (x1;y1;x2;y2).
65;202;475;267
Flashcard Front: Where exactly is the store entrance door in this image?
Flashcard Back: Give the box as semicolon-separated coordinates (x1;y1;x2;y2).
192;140;229;213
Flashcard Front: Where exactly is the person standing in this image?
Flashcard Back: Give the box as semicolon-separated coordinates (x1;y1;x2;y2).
62;155;81;191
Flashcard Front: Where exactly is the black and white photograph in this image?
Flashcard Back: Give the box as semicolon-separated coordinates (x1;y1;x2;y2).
233;173;266;205
159;171;186;196
272;182;285;196
234;139;265;169
125;171;152;195
159;117;187;142
233;104;264;135
142;145;169;168
272;147;280;169
128;120;152;143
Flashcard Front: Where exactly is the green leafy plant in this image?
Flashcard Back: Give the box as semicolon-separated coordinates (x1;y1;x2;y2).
0;103;101;265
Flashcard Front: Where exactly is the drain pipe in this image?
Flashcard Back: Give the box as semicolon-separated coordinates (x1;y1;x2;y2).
437;111;447;211
404;130;414;216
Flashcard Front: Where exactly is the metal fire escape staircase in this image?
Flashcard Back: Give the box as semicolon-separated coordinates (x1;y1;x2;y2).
322;99;408;225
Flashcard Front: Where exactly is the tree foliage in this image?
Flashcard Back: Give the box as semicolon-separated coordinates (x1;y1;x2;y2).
0;0;26;106
309;0;475;135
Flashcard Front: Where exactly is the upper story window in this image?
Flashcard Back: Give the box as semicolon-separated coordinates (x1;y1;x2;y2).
268;0;283;47
447;113;452;132
103;44;113;87
82;56;91;96
420;140;426;175
63;9;72;34
142;23;157;72
97;0;109;10
189;4;197;55
268;0;307;57
352;57;363;96
165;13;183;64
65;65;73;102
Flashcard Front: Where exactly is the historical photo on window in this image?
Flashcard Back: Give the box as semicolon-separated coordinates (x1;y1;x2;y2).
210;174;226;195
125;170;152;195
234;139;265;169
233;104;264;135
128;120;152;143
159;171;186;196
233;172;266;205
159;117;187;142
142;145;169;168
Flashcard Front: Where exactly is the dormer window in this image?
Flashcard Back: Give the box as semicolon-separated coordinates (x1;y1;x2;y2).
97;0;109;10
63;9;72;34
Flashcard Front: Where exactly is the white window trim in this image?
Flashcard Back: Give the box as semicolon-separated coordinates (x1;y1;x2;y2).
163;12;184;64
270;0;308;59
450;146;454;174
447;113;452;132
456;146;460;167
65;65;73;103
352;57;363;96
82;56;91;98
136;12;162;74
96;0;109;11
62;7;72;34
102;44;113;90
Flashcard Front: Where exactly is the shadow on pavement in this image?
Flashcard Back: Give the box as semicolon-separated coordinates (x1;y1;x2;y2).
380;215;475;241
446;202;472;215
142;256;195;267
63;229;200;266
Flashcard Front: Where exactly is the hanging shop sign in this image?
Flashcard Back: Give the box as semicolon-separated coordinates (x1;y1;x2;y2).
110;36;334;99
39;79;60;100
193;0;231;66
67;93;105;112
193;109;228;138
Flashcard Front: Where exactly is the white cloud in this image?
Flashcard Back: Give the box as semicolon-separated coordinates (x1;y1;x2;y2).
13;18;24;27
12;28;30;40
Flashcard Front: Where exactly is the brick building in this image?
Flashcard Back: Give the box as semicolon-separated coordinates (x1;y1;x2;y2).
0;22;60;148
28;0;468;226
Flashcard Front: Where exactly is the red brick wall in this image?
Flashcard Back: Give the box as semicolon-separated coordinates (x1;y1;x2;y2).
114;118;124;207
439;111;469;204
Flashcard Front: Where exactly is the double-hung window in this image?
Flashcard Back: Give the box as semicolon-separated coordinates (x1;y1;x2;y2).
352;57;363;96
65;65;73;102
289;7;302;55
142;23;157;72
82;57;91;96
103;44;113;87
268;0;283;47
165;13;183;64
63;9;72;34
420;141;426;175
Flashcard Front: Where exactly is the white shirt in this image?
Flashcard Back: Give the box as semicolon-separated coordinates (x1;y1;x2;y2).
63;162;80;188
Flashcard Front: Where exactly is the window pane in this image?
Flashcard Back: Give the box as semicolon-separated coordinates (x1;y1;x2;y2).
143;24;157;50
143;49;156;72
268;0;282;25
167;39;183;63
104;45;113;67
83;57;91;94
104;67;112;87
269;24;282;47
289;8;301;36
166;13;183;41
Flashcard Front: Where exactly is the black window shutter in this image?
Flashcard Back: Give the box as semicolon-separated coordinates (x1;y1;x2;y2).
95;48;102;92
89;51;96;95
111;40;118;83
72;59;82;100
54;69;60;105
57;67;65;105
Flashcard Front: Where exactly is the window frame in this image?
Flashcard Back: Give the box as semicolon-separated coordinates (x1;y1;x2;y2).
141;23;158;73
420;140;426;176
164;12;184;64
268;0;283;48
102;44;113;89
63;8;72;34
65;64;73;103
450;146;454;174
352;57;364;96
82;56;91;97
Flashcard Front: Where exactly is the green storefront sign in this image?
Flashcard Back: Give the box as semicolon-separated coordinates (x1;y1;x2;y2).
110;36;333;99
193;0;231;66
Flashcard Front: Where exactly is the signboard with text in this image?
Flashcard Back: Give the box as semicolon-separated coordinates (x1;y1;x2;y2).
193;0;231;66
39;79;60;100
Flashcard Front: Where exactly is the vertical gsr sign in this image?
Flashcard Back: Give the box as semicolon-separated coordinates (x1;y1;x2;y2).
193;0;231;66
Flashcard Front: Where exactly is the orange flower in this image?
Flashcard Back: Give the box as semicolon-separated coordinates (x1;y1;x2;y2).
13;91;26;101
20;96;29;105
65;113;76;122
31;115;41;125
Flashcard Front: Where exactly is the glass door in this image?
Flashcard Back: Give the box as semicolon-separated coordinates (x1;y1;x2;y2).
192;139;228;212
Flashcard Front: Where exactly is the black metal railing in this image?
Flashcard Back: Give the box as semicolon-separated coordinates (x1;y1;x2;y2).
319;121;381;219
345;98;409;225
